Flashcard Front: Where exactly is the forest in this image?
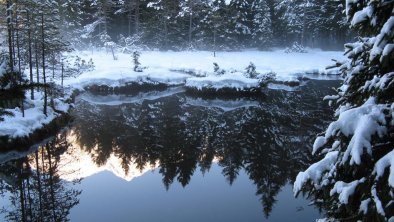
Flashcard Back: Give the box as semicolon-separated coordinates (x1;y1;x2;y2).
1;0;350;52
0;0;394;221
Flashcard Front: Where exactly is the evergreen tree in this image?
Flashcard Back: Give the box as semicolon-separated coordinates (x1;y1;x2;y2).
251;0;272;48
57;0;85;48
144;0;182;49
228;0;272;48
205;0;235;51
116;0;142;36
294;0;394;220
82;0;116;45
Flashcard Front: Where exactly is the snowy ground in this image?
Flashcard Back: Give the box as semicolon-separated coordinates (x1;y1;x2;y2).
63;49;344;91
0;92;70;139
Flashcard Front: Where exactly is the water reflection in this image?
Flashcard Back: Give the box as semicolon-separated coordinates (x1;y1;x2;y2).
70;80;337;216
0;134;81;222
0;80;338;221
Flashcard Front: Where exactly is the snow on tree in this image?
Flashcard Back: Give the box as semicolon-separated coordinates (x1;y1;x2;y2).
133;50;142;72
57;0;85;48
293;0;394;220
245;62;258;78
81;0;115;44
283;0;347;48
145;0;182;49
228;0;272;48
117;34;143;53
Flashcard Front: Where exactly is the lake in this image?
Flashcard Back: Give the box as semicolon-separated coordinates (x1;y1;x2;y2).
0;80;339;222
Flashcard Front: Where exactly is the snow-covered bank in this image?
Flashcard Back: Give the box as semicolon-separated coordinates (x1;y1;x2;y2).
140;49;343;79
185;72;261;94
0;92;71;140
62;49;344;92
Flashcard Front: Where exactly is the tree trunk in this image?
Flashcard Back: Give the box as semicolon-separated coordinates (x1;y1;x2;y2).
6;0;14;72
46;145;58;222
301;5;306;45
18;161;26;222
213;29;216;57
35;39;40;91
16;2;21;74
188;0;193;46
135;0;140;35
52;58;55;79
163;13;169;49
27;11;34;100
35;151;44;222
111;47;116;60
128;10;132;36
41;13;47;116
266;0;277;45
61;62;64;88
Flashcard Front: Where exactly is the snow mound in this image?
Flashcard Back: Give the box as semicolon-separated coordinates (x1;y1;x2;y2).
64;68;189;90
0;93;70;138
185;72;260;92
61;49;344;92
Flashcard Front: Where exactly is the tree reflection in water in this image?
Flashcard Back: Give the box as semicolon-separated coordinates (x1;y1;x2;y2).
70;80;337;217
0;133;81;222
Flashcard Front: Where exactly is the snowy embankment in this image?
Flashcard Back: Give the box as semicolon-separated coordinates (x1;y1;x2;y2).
63;49;344;93
0;92;70;139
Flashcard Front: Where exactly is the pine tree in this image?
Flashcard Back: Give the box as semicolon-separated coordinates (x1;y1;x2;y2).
145;0;182;49
251;0;273;49
116;0;141;36
57;0;85;48
294;0;394;220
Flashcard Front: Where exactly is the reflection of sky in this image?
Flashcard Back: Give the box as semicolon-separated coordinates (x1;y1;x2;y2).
57;131;157;182
69;164;321;222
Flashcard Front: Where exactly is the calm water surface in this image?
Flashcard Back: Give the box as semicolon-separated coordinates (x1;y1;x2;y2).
0;80;339;222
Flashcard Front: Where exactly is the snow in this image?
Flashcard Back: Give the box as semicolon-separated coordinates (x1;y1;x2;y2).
359;198;371;214
62;49;344;91
293;151;339;195
315;97;388;165
0;92;70;138
0;59;6;77
185;72;259;91
371;186;386;216
312;136;326;155
374;149;394;188
330;178;365;204
362;73;394;92
81;19;103;39
351;6;373;27
371;17;394;62
382;44;394;59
